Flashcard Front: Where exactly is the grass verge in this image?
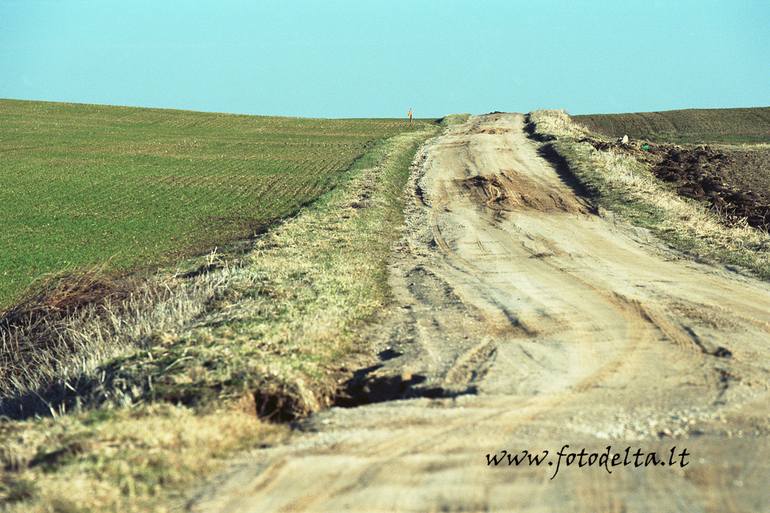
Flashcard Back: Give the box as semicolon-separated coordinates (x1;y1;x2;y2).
0;125;438;512
527;110;770;279
437;113;471;127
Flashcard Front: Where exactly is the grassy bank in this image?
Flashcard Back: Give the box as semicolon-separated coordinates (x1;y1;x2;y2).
0;99;424;308
0;125;438;512
528;110;770;279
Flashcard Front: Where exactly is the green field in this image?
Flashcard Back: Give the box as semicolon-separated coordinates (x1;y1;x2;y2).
574;106;770;144
0;99;421;308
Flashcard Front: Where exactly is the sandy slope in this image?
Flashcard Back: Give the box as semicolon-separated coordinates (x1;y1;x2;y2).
191;114;770;513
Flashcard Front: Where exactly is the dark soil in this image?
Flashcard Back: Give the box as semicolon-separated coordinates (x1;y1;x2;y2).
577;137;770;232
652;146;770;231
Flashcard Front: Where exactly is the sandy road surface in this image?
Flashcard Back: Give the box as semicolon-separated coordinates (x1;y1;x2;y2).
191;114;770;512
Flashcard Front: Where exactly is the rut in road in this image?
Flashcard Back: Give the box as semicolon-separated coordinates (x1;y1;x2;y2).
191;114;770;513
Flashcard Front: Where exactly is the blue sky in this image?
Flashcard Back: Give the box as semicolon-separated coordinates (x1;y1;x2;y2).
1;0;768;118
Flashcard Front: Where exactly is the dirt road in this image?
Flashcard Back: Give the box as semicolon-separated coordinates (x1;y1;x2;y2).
191;114;770;512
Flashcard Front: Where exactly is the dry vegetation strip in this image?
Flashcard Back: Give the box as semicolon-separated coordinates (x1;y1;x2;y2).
0;99;424;308
528;110;770;280
0;125;438;512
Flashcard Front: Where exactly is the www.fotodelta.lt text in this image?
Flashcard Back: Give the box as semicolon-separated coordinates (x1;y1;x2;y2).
486;445;691;480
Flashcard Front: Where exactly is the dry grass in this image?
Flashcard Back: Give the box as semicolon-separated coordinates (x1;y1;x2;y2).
438;113;471;126
528;110;770;279
0;255;240;414
0;405;287;513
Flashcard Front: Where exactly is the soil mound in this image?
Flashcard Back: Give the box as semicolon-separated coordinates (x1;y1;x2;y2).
577;136;770;233
652;146;770;231
459;169;590;214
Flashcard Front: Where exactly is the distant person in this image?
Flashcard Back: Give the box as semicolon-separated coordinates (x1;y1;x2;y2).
407;107;413;126
621;134;629;146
